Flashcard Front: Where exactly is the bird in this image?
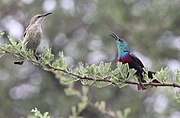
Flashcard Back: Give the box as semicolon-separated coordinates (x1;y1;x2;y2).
110;32;159;90
14;12;52;65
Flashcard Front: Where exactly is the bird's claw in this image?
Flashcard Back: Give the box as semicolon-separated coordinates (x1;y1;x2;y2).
137;81;147;90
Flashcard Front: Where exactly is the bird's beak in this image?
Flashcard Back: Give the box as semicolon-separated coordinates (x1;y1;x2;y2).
109;32;119;41
42;12;52;17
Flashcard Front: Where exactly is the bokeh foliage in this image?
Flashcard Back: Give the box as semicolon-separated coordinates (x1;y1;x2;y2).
0;0;180;118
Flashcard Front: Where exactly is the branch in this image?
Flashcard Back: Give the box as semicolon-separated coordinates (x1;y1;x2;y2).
124;80;180;88
47;64;116;85
1;47;180;89
0;47;19;55
44;64;180;89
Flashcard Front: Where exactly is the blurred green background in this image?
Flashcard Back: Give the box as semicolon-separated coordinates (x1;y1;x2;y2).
0;0;180;118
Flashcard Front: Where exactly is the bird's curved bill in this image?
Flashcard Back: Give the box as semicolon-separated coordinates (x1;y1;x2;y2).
109;31;119;41
43;12;52;17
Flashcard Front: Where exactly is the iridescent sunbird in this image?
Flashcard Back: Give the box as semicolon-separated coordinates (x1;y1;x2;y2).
110;32;159;90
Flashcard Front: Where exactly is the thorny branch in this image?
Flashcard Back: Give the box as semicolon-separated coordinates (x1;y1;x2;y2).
1;47;180;89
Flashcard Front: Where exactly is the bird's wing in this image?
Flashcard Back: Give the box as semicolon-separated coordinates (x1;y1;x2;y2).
23;26;31;47
129;52;144;67
23;30;27;37
24;38;30;46
23;25;30;37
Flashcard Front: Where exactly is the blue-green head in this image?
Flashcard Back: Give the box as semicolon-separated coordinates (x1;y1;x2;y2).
109;32;129;54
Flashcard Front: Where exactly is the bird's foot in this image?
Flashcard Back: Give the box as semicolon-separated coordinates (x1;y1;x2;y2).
137;84;147;90
137;79;147;90
137;77;147;90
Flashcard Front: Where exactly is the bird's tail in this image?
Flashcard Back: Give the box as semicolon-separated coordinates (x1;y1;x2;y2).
138;71;161;90
14;56;24;65
148;71;160;83
148;71;155;79
14;61;24;65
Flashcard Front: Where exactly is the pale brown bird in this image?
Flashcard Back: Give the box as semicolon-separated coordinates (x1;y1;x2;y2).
14;12;52;65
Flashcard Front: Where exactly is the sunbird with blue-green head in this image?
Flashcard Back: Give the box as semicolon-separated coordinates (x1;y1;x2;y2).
110;32;159;90
14;12;52;65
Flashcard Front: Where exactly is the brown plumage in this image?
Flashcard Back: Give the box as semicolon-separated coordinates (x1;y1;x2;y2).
14;13;52;65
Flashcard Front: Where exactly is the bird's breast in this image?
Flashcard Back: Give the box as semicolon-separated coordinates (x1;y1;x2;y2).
117;52;131;63
27;26;42;39
23;26;43;51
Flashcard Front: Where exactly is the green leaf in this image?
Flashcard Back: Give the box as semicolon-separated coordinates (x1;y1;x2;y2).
98;62;111;77
77;101;87;113
95;101;106;112
60;77;79;84
59;52;67;68
76;63;88;77
87;64;98;78
154;67;169;82
174;69;180;83
175;91;180;103
40;46;54;65
78;62;111;79
93;81;111;88
8;35;17;46
26;49;36;60
16;38;24;50
110;75;127;88
123;108;131;118
0;50;5;58
64;87;74;96
141;67;150;82
127;68;136;80
54;71;62;78
80;79;94;85
116;107;131;118
7;35;21;52
52;52;67;69
82;86;89;96
31;108;50;118
0;31;5;36
117;62;129;79
111;68;120;76
43;112;50;118
3;44;14;51
71;106;77;116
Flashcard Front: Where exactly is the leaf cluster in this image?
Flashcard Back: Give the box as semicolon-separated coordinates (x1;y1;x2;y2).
0;32;180;107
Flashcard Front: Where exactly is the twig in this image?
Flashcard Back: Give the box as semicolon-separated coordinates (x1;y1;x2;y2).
124;80;180;88
0;47;19;55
